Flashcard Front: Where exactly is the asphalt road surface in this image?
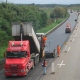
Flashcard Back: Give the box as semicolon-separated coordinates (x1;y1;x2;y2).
45;12;77;52
0;12;77;80
39;14;80;80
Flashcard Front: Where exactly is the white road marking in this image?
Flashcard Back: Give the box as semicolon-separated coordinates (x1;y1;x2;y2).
74;33;77;36
68;47;70;51
57;60;65;68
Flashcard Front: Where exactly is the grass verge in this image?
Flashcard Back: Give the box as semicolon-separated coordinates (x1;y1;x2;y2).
37;16;68;33
0;46;7;59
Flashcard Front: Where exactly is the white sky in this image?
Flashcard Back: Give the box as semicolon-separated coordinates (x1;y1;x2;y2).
1;0;80;4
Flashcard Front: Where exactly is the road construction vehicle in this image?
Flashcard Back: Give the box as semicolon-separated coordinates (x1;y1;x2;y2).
65;23;71;33
4;22;46;77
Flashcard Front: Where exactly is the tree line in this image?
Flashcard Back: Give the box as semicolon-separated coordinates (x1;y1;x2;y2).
50;6;67;18
0;3;68;47
0;3;48;47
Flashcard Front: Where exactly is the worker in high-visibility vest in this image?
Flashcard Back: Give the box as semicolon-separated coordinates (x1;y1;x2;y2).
42;36;47;47
42;59;47;75
57;45;60;57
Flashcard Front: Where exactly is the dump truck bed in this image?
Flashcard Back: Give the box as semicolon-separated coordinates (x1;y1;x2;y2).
12;22;40;53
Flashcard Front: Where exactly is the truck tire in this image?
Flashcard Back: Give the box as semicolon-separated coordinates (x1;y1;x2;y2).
32;54;39;66
30;59;35;69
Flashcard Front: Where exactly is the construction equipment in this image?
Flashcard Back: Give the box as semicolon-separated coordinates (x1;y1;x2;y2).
4;22;46;77
65;23;71;33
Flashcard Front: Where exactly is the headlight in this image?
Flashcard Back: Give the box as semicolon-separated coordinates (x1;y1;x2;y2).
5;69;9;72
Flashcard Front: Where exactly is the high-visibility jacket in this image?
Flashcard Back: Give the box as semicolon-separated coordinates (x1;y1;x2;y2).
42;36;47;47
42;36;47;42
43;60;47;67
57;46;60;51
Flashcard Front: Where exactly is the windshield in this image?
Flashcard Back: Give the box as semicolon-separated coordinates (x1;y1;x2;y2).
6;52;26;58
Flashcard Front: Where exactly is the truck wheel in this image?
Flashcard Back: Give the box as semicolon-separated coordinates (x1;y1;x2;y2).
34;60;36;66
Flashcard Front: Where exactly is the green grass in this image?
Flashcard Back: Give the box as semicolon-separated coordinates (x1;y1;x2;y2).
37;17;68;33
38;8;69;33
0;46;7;59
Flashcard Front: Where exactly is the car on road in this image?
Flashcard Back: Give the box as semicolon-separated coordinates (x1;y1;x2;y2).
75;19;77;21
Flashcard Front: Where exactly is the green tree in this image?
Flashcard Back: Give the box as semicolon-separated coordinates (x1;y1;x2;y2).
50;6;67;18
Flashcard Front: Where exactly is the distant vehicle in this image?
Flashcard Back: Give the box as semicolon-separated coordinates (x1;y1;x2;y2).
65;23;71;33
75;19;77;21
70;10;73;13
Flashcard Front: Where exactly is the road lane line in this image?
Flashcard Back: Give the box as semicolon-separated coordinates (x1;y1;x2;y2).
74;33;77;36
68;47;70;51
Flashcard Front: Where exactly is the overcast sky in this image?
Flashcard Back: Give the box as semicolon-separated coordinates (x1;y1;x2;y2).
2;0;80;4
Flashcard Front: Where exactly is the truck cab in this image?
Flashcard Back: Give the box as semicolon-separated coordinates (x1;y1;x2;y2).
4;40;34;76
65;23;71;33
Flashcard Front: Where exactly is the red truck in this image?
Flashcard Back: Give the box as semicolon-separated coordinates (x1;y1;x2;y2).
4;22;45;76
65;23;71;33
